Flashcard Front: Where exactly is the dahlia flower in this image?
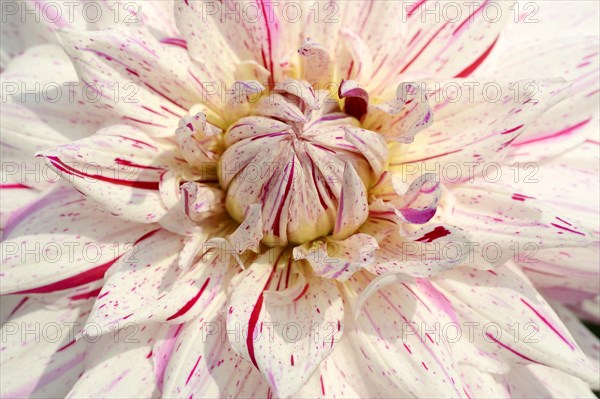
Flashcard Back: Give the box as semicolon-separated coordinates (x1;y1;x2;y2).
1;0;599;398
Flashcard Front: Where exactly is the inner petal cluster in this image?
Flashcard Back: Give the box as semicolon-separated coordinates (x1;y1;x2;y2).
217;80;385;245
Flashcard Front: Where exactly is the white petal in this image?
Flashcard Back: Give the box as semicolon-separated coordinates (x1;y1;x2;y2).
39;124;188;224
341;272;469;397
66;325;171;398
227;247;344;397
369;224;471;277
0;298;90;398
503;364;596;398
293;233;379;281
163;298;270;398
393;80;569;183
332;162;368;240
433;264;599;384
227;203;263;254
57;26;216;136
84;229;233;332
1;187;157;295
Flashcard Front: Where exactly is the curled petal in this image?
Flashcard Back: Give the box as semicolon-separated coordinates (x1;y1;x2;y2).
368;224;471;277
253;93;307;123
293;233;379;281
371;172;441;225
364;82;433;143
298;38;333;88
344;125;388;179
175;112;223;171
338;79;369;121
224;80;266;123
332;162;369;240
275;78;319;110
227;203;263;254
158;170;201;236
181;181;225;223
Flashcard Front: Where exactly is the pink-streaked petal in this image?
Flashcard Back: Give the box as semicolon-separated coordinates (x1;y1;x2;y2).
393;80;569;183
293;233;378;281
83;229;233;332
436;177;596;268
0;187;158;295
369;1;512;92
38;124;189;223
364;82;433;144
175;0;283;84
162;300;270;398
332;162;369;240
298;38;333;88
253;93;307;123
0;298;90;398
337;29;373;84
370;172;441;225
342;272;469;397
499;38;599;163
433;264;598;384
175;112;223;171
551;301;600;388
344;126;388;179
66;324;171;398
227;247;344;398
181;181;226;224
519;246;600;309
369;224;471;278
57;26;217;136
227;203;263;254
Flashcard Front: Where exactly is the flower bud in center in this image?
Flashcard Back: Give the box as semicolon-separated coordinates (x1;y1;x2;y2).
218;80;387;246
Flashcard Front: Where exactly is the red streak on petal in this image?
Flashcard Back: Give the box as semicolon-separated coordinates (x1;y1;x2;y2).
57;339;76;352
247;252;283;370
501;124;524;135
520;298;575;350
485;332;539;363
160;37;188;50
407;0;427;17
69;287;102;301
186;355;202;386
320;376;326;395
166;278;211;321
550;223;585;236
13;229;159;294
0;183;32;189
415;226;451;243
453;0;489;35
114;158;164;170
45;155;160;190
455;37;498;78
400;22;449;73
14;258;120;294
7;297;29;318
292;284;310;302
513;119;591;147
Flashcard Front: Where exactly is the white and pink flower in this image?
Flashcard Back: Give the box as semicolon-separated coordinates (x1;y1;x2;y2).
1;1;599;398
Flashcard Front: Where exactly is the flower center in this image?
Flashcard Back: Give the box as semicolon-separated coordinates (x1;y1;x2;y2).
217;79;382;246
